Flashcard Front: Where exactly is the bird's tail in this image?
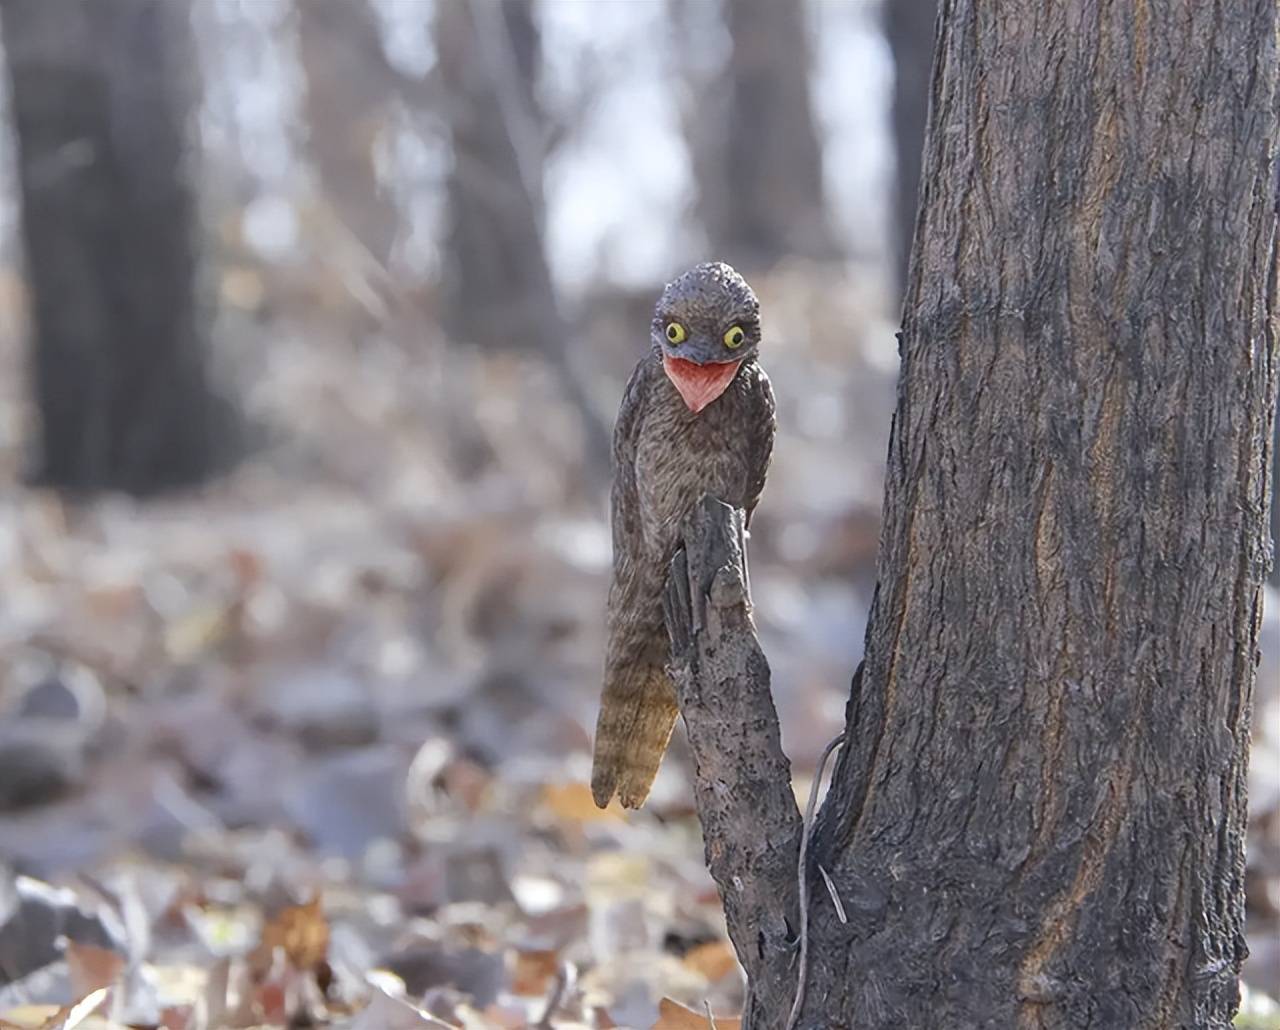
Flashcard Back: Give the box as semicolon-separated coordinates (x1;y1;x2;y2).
591;662;679;810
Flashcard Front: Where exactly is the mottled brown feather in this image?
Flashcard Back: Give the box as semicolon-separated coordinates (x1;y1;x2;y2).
592;263;775;809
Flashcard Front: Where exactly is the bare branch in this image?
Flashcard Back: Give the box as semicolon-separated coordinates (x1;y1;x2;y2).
663;496;802;1028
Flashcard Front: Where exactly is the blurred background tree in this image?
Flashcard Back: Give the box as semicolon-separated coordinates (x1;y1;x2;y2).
295;0;404;269
685;0;839;271
433;0;608;467
1;0;237;494
885;0;935;296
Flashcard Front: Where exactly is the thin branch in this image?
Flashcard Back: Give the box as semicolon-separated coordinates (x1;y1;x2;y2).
786;733;845;1030
817;865;847;925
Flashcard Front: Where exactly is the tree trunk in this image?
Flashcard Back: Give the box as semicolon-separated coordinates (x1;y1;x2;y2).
666;1;1278;1027
885;0;936;297
799;2;1279;1027
1;0;233;495
1272;405;1279;584
435;0;555;356
694;0;838;271
295;0;401;267
433;0;609;473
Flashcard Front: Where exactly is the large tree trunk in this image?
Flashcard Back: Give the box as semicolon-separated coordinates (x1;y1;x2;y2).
1;0;233;495
667;2;1278;1028
1273;411;1279;583
804;2;1279;1026
885;0;936;296
692;0;838;271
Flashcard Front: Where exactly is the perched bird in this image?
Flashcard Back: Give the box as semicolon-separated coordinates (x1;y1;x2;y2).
592;262;776;809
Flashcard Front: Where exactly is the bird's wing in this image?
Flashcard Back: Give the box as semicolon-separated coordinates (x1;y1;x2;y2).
609;356;652;566
593;355;675;811
744;363;777;526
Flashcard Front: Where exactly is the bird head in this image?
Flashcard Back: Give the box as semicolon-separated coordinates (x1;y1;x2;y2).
651;261;761;413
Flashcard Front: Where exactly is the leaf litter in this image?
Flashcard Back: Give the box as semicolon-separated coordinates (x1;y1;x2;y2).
0;265;1277;1027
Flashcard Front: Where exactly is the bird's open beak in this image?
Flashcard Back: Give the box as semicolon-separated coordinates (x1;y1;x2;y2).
662;355;742;413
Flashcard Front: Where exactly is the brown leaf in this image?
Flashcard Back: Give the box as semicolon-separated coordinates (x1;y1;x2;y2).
156;1007;191;1030
255;978;288;1027
540;782;622;824
680;940;738;983
255;894;329;973
476;1003;525;1029
64;942;125;999
651;998;742;1030
509;949;559;996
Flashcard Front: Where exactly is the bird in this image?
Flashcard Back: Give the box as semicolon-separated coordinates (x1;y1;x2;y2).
591;261;776;810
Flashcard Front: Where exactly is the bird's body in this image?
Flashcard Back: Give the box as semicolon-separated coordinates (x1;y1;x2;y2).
592;262;775;810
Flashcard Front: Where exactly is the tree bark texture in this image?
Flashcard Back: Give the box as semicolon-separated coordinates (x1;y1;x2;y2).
793;3;1280;1028
885;0;937;297
694;0;837;271
1;0;233;495
1272;402;1279;583
663;498;802;1030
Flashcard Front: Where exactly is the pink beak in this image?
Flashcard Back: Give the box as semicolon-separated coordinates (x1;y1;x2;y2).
662;355;742;413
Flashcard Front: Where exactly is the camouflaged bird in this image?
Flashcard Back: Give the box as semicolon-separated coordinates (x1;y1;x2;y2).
591;262;776;810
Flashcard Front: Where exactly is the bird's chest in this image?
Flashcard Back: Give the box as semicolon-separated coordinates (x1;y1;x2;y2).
634;395;753;556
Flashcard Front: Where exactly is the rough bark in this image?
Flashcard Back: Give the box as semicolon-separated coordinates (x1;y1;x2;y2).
1;0;234;495
1272;406;1279;584
663;497;801;1029
691;0;838;271
885;0;937;296
795;2;1279;1028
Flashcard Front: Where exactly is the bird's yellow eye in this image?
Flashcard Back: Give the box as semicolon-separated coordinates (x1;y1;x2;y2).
665;322;687;344
723;325;746;349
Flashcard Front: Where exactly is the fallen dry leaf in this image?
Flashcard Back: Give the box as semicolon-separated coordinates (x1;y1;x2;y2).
540;782;623;824
509;948;560;996
254;893;329;973
0;995;114;1030
474;1002;525;1028
680;940;738;984
64;942;125;999
651;998;742;1030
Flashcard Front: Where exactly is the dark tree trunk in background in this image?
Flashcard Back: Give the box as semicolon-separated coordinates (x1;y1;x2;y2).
435;0;555;356
296;0;400;267
885;0;936;297
794;1;1277;1027
1;0;233;495
434;0;609;471
694;0;837;271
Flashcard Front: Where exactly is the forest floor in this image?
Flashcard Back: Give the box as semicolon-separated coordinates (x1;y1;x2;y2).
0;263;1278;1029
